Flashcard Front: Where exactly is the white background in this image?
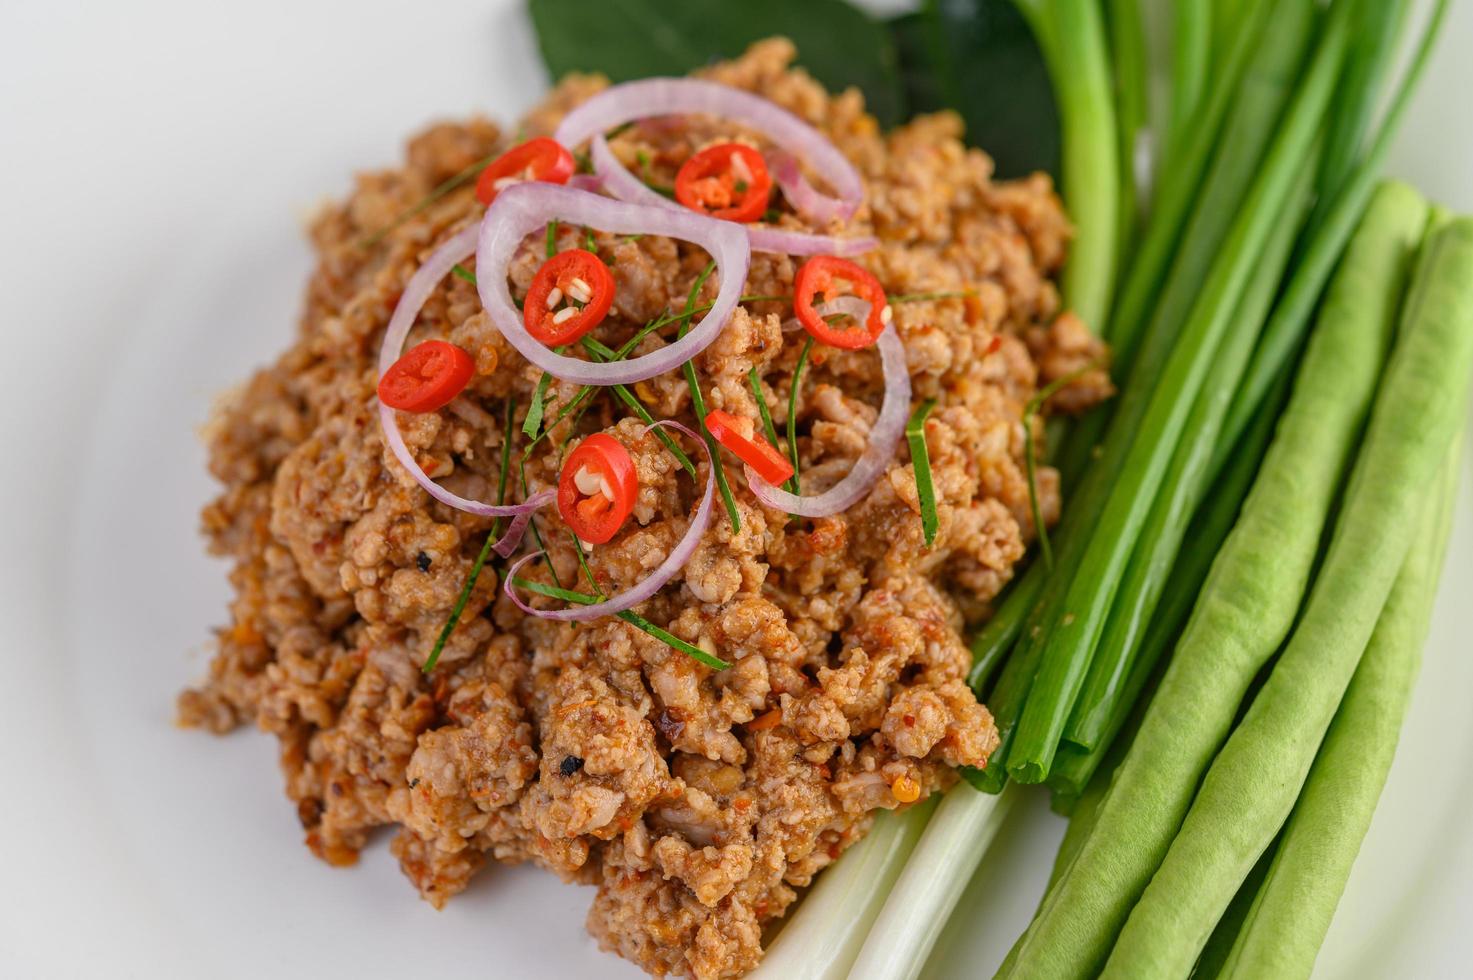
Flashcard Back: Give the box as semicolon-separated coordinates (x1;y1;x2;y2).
1;1;1469;977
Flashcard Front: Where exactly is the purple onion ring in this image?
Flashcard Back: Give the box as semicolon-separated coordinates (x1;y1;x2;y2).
503;420;714;622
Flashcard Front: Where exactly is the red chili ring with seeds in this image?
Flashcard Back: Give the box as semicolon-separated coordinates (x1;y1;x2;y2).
674;142;773;223
558;433;639;545
524;248;617;347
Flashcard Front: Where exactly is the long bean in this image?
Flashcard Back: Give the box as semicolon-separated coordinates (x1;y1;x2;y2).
1192;838;1278;980
1103;219;1473;977
1217;447;1460;979
1214;0;1450;473
1007;9;1351;783
997;180;1427;980
1062;170;1311;752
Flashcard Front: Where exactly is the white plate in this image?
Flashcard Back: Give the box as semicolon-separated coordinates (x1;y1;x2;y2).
1;2;1469;977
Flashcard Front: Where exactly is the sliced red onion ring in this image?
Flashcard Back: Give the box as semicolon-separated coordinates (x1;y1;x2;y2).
555;77;862;222
588;134;877;257
503;421;714;622
376;222;555;546
567;173;605;193
769;149;846;226
476;182;749;386
746;318;911;518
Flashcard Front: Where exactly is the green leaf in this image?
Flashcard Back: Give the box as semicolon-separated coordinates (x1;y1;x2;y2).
528;0;906;127
891;0;1059;178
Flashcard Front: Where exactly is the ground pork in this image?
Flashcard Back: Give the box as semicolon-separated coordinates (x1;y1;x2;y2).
178;37;1109;979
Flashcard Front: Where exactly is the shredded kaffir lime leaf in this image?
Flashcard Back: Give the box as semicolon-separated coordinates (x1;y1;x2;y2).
906;399;940;548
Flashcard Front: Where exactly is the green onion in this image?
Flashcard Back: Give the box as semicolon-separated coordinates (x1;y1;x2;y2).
451;263;478;285
750;801;938;980
357;152;495;250
1022;361;1101;570
1164;0;1210;169
422;398;516;672
1105;0;1148;260
905;399;939;548
511;576;731;670
786;336;814;495
846;784;1019;979
545;219;558;258
583;225;597;252
1007;8;1352;784
676;261;742;531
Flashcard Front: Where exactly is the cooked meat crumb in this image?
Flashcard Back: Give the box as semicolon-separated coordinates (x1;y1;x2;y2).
177;37;1108;980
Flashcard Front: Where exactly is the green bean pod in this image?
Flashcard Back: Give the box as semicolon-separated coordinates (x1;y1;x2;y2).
1217;442;1460;980
1102;216;1473;979
996;179;1427;980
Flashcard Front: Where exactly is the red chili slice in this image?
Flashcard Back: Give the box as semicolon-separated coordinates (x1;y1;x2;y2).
705;410;795;486
793;255;890;350
674;143;773;223
378;340;476;413
524;248;617;346
558;433;639;544
475;137;576;205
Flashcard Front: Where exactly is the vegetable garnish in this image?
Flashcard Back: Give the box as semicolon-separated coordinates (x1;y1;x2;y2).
794;256;890;349
905;399;939;548
377;224;555;537
1022;361;1102;569
510;576;731;670
558;77;878;255
422;398;517;674
557;433;638;545
476;182;751;385
675;263;743;532
674;142;773;222
705;409;795;485
746;318;912;518
377;340;476;413
524;248;616;346
786;336;814;494
451;263;478;285
474;136;576;205
555;77;861;221
522;367;556;439
747;366;784;467
505;421;715;623
580;336;698;478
